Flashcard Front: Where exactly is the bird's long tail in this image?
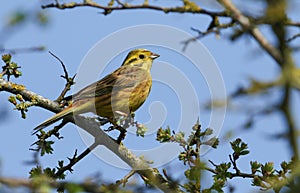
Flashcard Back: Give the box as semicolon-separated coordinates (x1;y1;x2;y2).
32;101;91;135
32;106;74;135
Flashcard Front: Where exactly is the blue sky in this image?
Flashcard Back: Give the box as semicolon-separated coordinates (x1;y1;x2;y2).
1;0;300;192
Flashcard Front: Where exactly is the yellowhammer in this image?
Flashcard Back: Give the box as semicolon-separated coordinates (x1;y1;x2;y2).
33;49;159;133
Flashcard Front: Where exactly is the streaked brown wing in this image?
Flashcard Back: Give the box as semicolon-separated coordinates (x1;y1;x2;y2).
72;66;147;102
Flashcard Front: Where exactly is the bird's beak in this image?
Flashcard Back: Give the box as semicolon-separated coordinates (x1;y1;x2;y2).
150;53;160;59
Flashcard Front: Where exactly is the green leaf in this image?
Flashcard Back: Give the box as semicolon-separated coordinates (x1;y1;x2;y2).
29;166;42;178
230;138;249;158
250;161;261;174
2;54;11;63
261;162;275;176
156;127;171;143
40;140;54;156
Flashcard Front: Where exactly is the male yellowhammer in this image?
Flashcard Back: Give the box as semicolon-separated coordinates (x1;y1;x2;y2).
33;49;159;133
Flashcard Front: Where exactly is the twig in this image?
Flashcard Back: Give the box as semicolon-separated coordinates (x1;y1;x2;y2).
48;51;76;102
55;142;98;177
31;118;68;148
208;160;217;167
285;20;300;27
182;20;235;51
116;0;125;6
116;170;136;187
49;51;68;79
207;160;254;179
229;155;240;174
286;33;300;42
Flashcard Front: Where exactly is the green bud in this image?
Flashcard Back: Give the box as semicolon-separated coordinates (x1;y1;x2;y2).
2;54;11;64
8;95;17;105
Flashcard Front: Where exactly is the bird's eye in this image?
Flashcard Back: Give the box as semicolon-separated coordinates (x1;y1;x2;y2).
139;54;145;59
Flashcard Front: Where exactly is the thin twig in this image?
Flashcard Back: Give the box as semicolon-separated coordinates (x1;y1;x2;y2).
55;142;98;177
286;33;300;42
116;170;136;187
229;155;240;174
49;51;69;79
182;20;235;51
48;51;76;102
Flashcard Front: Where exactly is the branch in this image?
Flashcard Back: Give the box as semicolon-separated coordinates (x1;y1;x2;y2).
182;20;235;51
217;0;283;65
0;78;62;113
41;1;228;16
280;85;299;160
0;176;107;193
55;143;98;178
0;78;183;192
206;162;254;179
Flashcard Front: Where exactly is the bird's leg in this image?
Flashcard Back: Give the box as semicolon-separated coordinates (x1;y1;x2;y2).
100;115;131;143
115;113;135;143
116;127;127;144
97;117;110;126
103;118;126;133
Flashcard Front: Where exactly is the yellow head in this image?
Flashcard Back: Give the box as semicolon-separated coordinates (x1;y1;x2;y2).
121;49;160;71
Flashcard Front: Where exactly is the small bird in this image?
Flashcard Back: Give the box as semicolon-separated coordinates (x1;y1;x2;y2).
33;49;159;133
